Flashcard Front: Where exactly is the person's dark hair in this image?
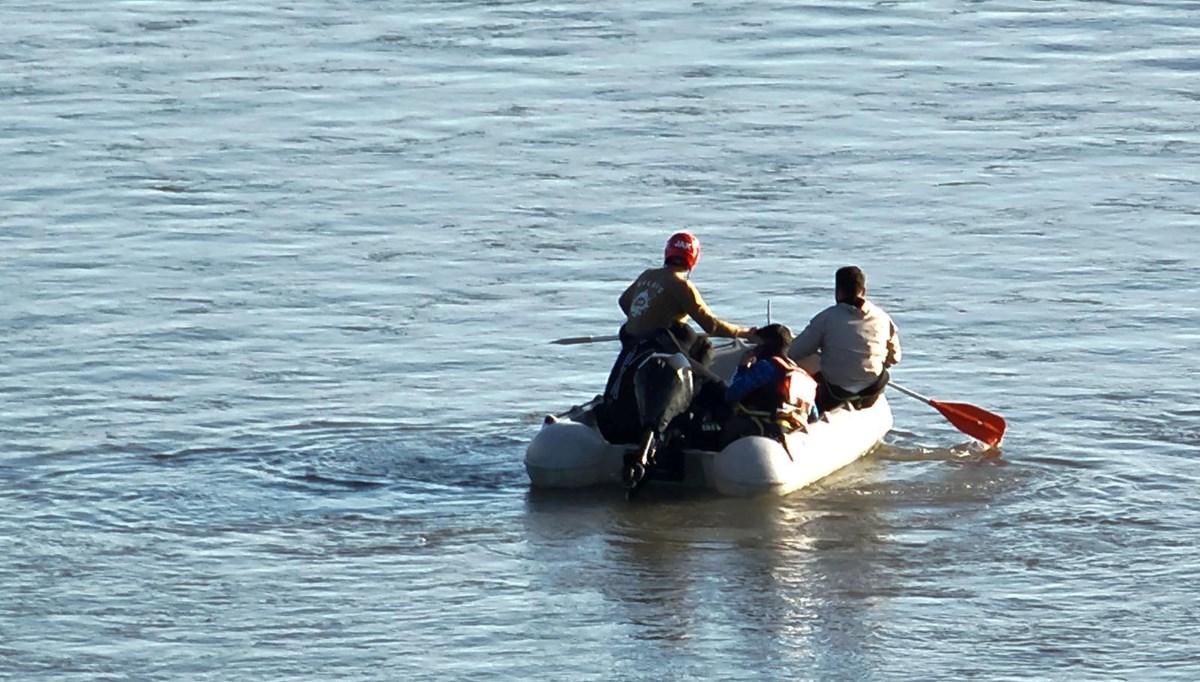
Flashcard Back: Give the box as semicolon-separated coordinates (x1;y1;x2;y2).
755;323;795;357
835;266;866;309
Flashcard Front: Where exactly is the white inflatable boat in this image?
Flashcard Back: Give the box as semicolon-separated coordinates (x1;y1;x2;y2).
525;341;893;498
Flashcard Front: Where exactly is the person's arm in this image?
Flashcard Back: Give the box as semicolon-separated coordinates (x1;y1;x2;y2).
687;356;725;385
618;278;638;316
885;319;901;367
725;360;779;404
681;279;748;338
787;312;825;362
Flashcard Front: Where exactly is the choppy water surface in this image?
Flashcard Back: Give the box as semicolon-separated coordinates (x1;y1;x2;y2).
2;1;1198;679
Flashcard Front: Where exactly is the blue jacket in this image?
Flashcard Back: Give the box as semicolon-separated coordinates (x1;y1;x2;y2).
726;357;819;421
725;359;785;405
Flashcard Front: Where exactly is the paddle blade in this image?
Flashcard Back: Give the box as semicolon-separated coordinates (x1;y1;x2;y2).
930;400;1007;447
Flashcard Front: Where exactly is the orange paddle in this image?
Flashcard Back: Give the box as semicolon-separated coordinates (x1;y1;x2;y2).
890;382;1007;447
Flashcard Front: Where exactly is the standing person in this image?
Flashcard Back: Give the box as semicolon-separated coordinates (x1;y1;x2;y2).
596;231;755;443
618;231;755;358
607;231;754;388
787;266;901;414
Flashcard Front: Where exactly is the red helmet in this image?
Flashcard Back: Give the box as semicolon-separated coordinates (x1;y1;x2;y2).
664;231;701;270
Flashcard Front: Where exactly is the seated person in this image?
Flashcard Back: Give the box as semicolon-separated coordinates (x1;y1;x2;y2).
721;324;819;446
787;266;900;413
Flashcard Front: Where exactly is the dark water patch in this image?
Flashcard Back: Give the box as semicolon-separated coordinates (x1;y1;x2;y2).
137;19;198;32
395;450;524;491
153;444;260;463
366;249;408;262
1134;57;1200;73
274;469;391;493
217;424;533;499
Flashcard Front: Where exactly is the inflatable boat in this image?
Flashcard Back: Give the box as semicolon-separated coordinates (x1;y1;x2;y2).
525;340;892;497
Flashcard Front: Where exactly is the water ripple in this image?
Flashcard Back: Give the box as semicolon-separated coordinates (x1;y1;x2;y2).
3;0;1200;678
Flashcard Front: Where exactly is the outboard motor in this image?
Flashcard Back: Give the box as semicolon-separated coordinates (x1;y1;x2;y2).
624;352;696;498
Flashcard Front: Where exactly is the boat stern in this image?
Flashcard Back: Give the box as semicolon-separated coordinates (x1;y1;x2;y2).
525;418;622;488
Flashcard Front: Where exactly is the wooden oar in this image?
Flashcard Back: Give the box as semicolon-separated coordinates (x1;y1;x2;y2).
889;382;1007;447
550;334;621;345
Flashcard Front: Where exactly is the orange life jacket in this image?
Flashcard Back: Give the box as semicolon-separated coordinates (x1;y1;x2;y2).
736;356;818;432
768;355;817;413
727;358;814;456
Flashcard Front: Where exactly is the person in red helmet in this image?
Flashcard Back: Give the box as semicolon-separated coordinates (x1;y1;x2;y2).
595;232;755;444
617;231;754;351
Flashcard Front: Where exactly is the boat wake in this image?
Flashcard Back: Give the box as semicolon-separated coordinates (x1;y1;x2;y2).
876;441;1003;464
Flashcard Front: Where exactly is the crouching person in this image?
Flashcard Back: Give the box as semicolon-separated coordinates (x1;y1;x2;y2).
720;324;819;448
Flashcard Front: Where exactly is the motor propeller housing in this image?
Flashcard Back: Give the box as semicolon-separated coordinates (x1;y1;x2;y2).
633;352;696;435
623;352;698;498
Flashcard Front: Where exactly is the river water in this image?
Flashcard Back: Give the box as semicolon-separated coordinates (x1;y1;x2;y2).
2;1;1198;679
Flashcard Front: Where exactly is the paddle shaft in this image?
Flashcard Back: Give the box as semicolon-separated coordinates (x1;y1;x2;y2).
888;382;934;405
550;334;621;345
